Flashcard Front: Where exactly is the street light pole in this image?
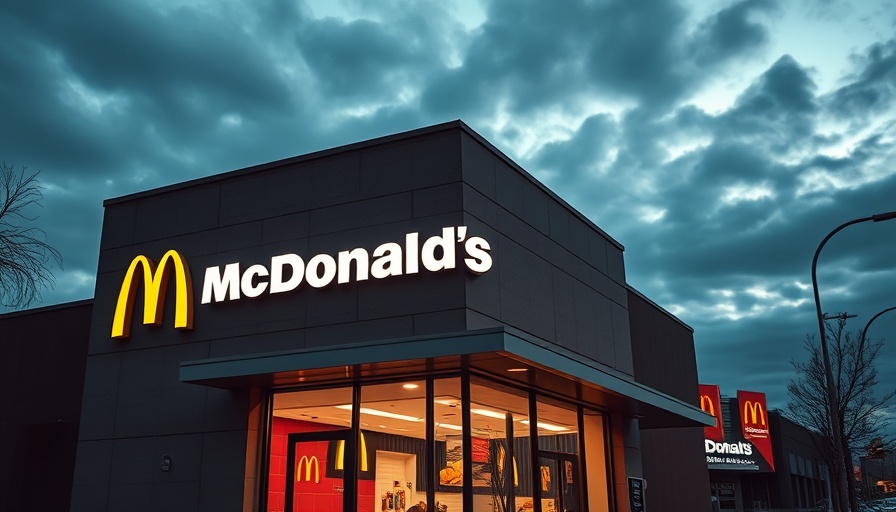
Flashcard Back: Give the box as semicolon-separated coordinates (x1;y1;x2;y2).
811;211;896;512
858;306;896;357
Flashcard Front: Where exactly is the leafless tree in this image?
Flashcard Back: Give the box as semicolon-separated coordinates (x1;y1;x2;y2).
787;318;896;512
0;162;62;308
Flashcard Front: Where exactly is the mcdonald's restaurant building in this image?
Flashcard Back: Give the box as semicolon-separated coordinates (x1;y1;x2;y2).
1;121;716;512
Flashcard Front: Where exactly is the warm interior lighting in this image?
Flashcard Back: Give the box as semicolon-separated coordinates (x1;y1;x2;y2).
471;408;508;420
335;404;422;423
437;423;463;431
402;383;420;389
521;420;568;432
506;368;528;372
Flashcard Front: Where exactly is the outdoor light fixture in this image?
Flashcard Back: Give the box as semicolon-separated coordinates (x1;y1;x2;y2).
811;210;896;512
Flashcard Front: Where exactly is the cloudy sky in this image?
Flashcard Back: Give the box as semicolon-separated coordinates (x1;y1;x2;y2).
3;0;896;417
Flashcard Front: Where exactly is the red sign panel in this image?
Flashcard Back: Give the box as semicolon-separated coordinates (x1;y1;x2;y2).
699;384;725;441
737;390;774;471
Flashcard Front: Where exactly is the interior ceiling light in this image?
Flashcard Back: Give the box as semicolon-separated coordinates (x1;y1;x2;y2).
437;423;463;431
402;383;420;389
335;405;422;423
521;420;568;432
471;408;508;420
506;368;528;372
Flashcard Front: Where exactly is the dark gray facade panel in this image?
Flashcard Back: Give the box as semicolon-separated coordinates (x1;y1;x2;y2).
640;428;713;512
547;199;572;248
573;279;617;367
357;269;466;321
629;288;698;403
611;301;635;375
494;157;552;236
261;211;310;245
305;284;359;327
132;186;222;243
208;330;305;359
411;308;467;336
78;385;118;441
551;268;579;348
411;181;464;219
465;309;505;330
460;132;497;200
106;482;155;512
0;301;91;512
495;233;558;342
308;192;414;236
310;152;361;204
607;244;626;284
69;440;113;508
218;166;312;226
358;131;461;196
99;200;137;250
213;221;264;253
461;219;503;321
461;183;500;227
302;315;416;349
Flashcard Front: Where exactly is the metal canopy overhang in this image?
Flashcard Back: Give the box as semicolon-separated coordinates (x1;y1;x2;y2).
179;327;714;429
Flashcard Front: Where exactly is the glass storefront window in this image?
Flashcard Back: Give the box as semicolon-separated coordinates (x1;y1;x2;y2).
434;377;465;512
536;396;581;512
357;380;427;512
268;386;354;512
263;374;611;512
582;408;609;511
469;378;531;512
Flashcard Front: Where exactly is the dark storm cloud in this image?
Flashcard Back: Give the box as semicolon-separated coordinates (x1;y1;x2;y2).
828;40;896;118
295;13;445;102
422;0;778;118
688;0;776;66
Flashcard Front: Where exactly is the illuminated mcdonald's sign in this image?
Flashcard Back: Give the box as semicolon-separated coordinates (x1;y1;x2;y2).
742;399;769;439
699;384;725;442
296;455;320;483
699;395;716;423
743;401;766;426
111;250;194;339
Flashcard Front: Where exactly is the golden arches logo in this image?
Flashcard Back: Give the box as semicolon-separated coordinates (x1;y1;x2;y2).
297;455;320;484
699;395;715;416
111;250;194;339
334;432;368;472
743;401;766;426
700;395;718;427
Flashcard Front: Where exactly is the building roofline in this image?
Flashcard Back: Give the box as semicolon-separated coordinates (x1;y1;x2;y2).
102;120;623;250
627;285;694;332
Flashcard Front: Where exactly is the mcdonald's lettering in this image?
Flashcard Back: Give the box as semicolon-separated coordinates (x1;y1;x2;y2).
111;250;194;339
297;455;320;483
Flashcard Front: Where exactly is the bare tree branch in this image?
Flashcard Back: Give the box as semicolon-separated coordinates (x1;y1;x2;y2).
0;162;63;309
787;318;896;511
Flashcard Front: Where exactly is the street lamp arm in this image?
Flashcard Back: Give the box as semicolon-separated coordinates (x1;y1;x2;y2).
811;216;873;313
872;211;896;222
858;306;896;355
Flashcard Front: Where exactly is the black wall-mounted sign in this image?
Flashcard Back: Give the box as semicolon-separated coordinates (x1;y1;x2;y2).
628;477;645;512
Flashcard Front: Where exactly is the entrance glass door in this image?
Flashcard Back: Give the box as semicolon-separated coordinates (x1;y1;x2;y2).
285;432;348;512
539;452;580;512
